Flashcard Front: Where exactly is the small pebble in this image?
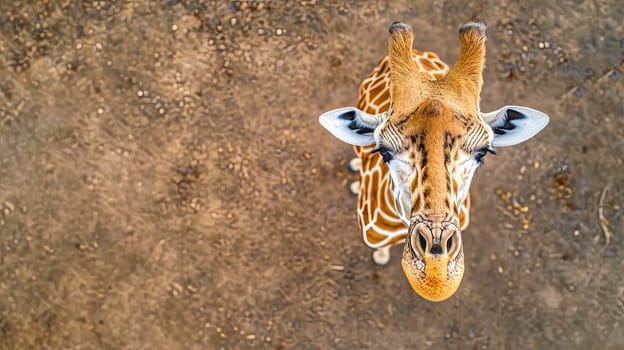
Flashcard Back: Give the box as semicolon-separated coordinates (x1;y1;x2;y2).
4;201;15;213
610;70;619;81
172;24;178;31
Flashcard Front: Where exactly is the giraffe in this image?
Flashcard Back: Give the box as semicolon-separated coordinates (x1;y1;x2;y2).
319;21;549;302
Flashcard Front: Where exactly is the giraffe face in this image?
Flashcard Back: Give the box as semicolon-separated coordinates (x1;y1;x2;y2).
374;98;493;301
320;103;548;301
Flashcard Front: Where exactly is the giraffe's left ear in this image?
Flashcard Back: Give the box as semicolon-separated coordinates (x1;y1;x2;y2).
319;107;386;146
481;105;549;147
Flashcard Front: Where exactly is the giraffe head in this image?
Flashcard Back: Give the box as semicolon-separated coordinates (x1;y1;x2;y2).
320;21;549;301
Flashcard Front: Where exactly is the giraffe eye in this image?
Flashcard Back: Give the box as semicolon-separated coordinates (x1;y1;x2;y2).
474;149;487;163
372;146;394;163
474;146;496;164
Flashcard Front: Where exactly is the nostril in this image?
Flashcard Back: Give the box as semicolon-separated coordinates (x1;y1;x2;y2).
418;231;427;251
446;234;453;252
430;244;442;255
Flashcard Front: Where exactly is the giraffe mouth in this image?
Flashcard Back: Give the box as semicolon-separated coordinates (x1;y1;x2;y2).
401;236;465;302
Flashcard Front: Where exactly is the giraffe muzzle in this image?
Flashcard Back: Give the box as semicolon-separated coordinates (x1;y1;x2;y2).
408;221;461;260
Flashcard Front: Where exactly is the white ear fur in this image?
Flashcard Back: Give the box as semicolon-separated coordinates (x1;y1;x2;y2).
481;105;549;147
318;107;386;146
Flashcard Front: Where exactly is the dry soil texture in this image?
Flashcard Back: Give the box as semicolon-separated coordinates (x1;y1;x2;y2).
1;1;623;349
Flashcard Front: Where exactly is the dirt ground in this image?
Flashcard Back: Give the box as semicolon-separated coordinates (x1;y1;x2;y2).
0;1;623;349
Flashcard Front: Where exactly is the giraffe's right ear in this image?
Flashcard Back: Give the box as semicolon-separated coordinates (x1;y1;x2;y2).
319;107;386;146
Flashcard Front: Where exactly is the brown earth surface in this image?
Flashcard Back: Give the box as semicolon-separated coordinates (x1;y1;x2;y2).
1;1;623;349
